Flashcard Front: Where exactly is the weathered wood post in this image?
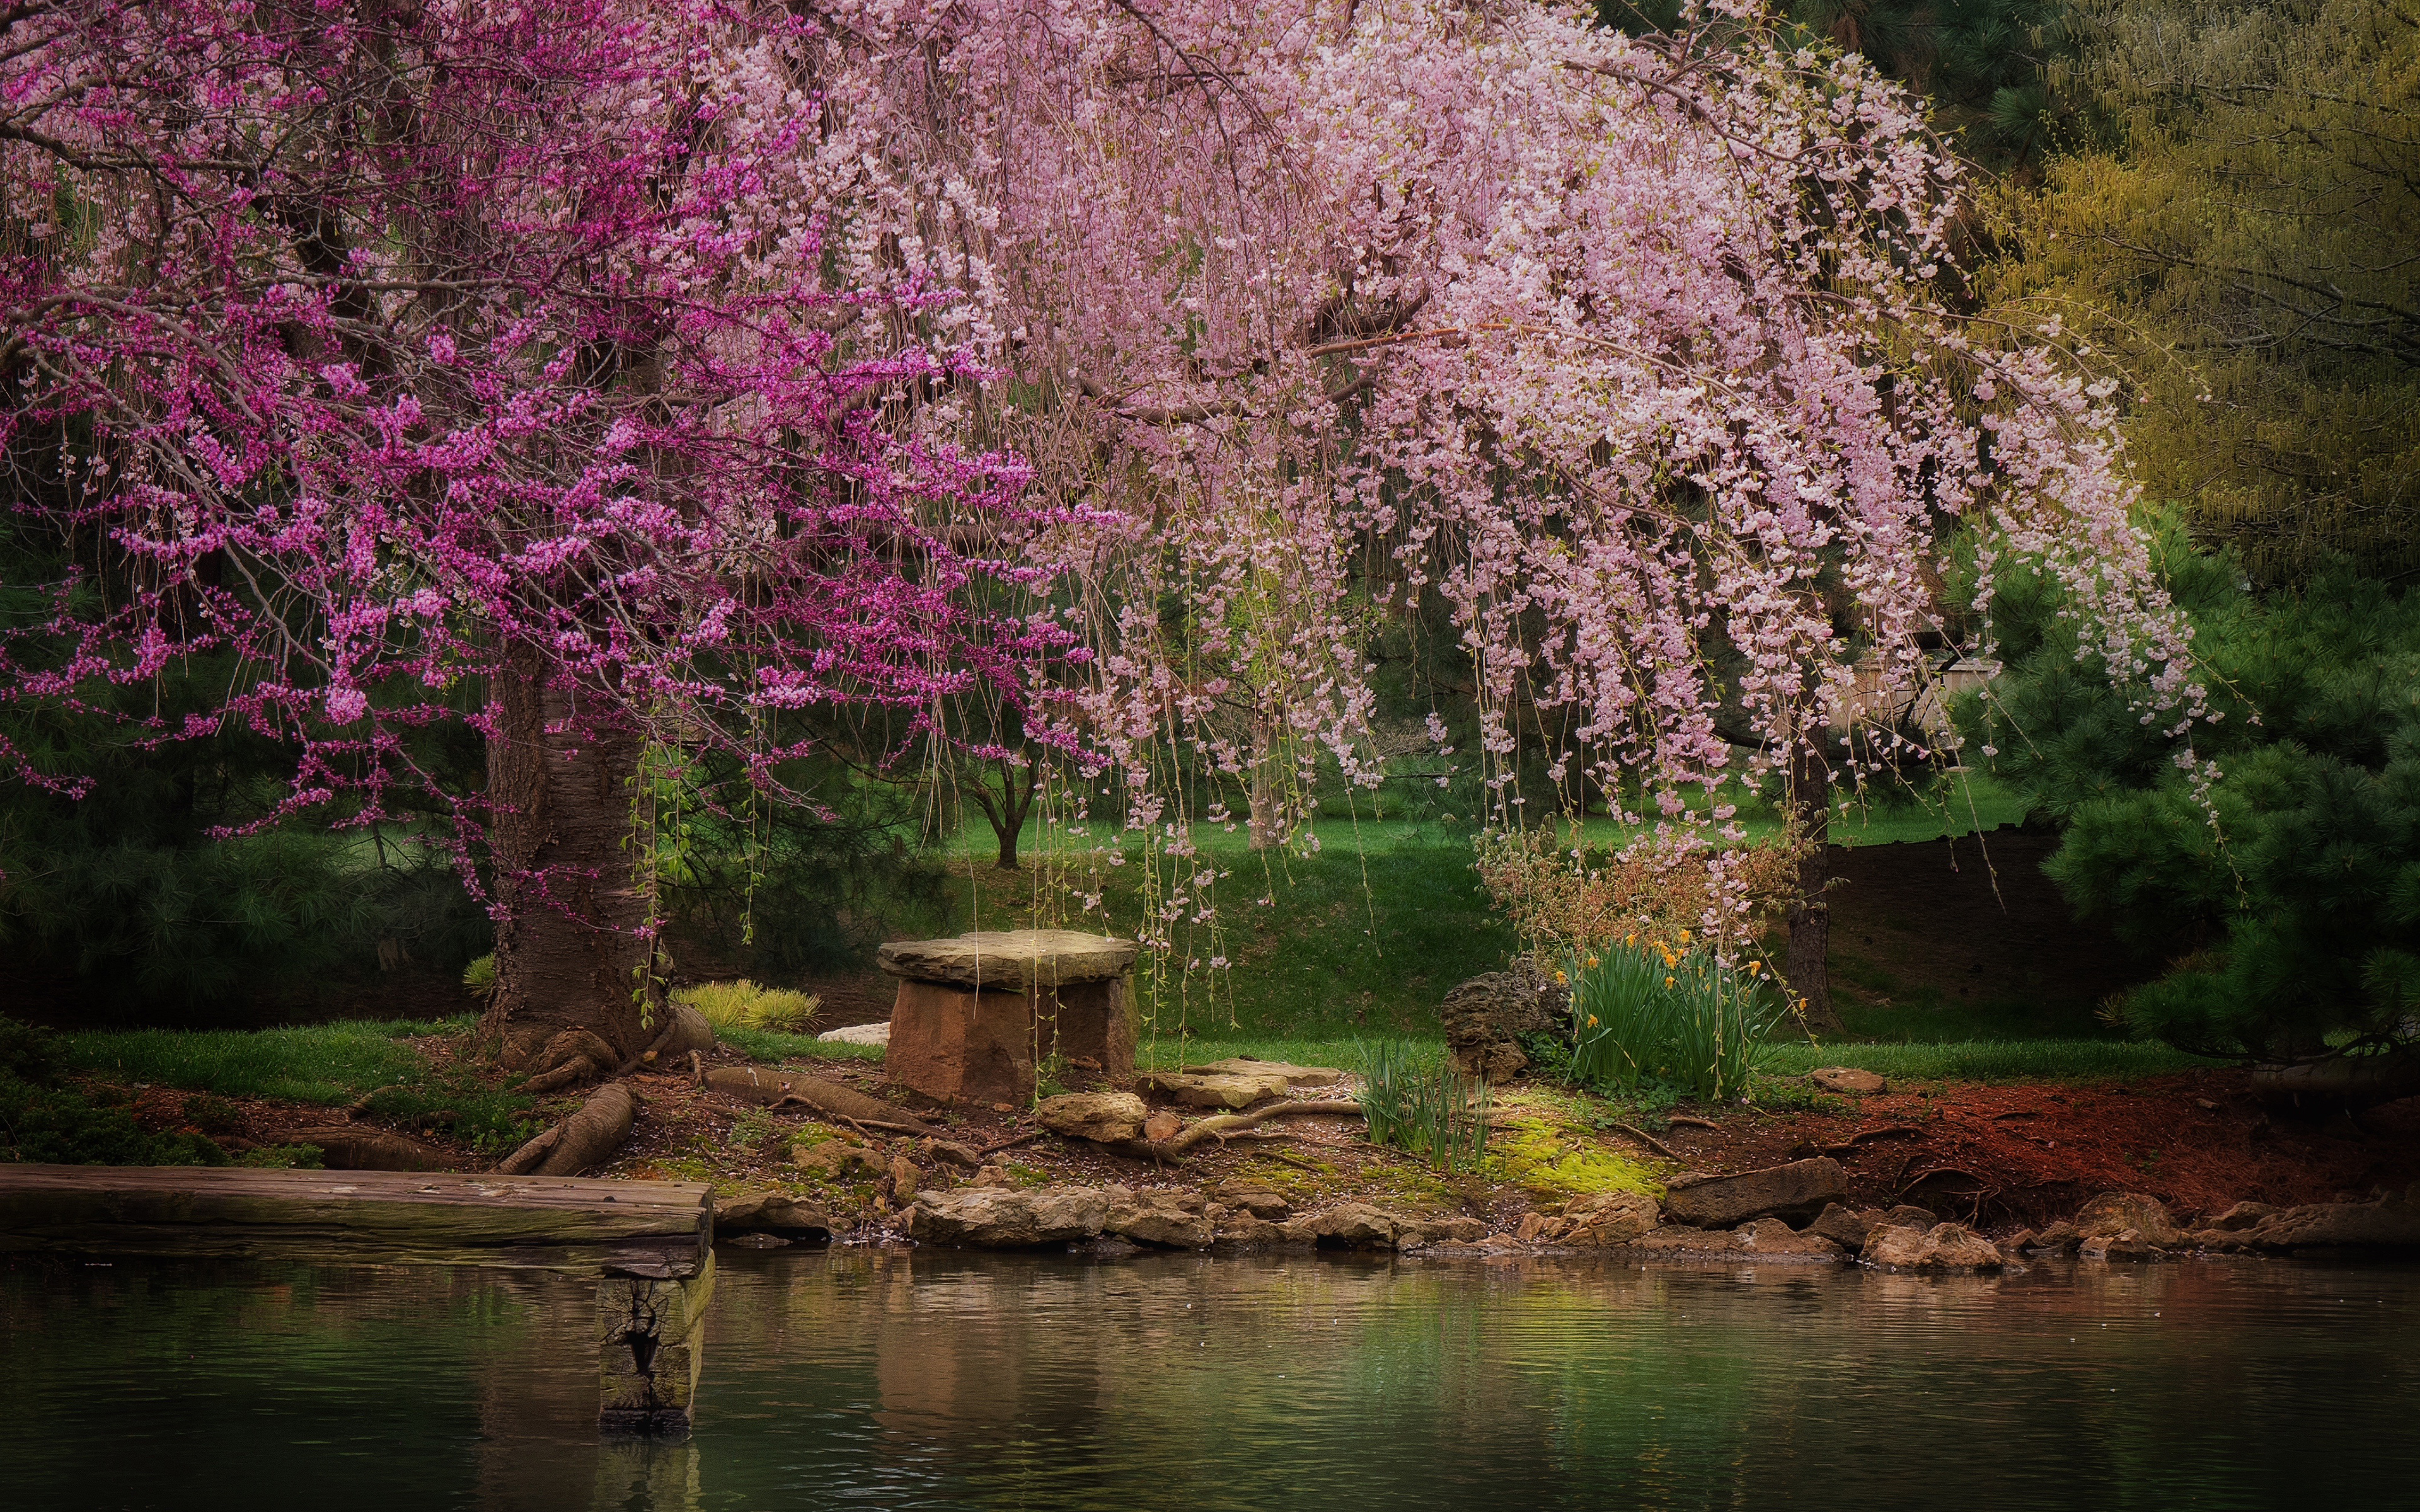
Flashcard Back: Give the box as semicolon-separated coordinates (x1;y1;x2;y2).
597;1249;716;1436
877;929;1139;1106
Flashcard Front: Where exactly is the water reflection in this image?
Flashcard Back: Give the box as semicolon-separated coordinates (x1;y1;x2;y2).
3;1249;2411;1510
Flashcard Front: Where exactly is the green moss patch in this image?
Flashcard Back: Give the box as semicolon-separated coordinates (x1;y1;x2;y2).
1486;1115;1660;1201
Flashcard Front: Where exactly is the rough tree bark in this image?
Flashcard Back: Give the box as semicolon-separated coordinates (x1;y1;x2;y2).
1786;740;1845;1034
1247;707;1279;851
478;642;663;1065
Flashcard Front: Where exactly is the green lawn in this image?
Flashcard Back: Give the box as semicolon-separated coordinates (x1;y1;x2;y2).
57;1017;538;1150
1759;1038;2205;1084
927;771;2031;1041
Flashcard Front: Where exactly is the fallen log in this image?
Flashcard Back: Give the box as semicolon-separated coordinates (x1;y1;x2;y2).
2249;1050;2420;1111
498;1081;637;1176
703;1065;936;1135
1105;1099;1364;1164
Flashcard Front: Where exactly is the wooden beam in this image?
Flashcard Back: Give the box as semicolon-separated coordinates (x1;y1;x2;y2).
0;1165;712;1278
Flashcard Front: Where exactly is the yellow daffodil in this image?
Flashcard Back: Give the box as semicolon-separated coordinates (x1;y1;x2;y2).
1664;975;1676;988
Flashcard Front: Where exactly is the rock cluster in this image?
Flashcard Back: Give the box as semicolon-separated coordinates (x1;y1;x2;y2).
2019;1186;2420;1259
902;1183;1490;1252
1860;1222;2006;1271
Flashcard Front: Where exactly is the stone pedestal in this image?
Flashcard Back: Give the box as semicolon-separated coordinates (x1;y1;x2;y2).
878;930;1139;1106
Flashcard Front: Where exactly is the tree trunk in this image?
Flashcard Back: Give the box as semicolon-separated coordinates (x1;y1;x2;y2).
479;643;661;1062
1786;742;1844;1035
1247;708;1279;851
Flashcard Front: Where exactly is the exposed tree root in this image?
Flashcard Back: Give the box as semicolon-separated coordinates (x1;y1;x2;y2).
1605;1121;1680;1160
1818;1125;1924;1155
498;1081;636;1176
704;1066;936;1135
292;1126;458;1172
519;1029;622;1096
1105;1099;1364;1164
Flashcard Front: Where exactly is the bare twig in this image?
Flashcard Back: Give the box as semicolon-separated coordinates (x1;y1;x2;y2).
1605;1121;1680;1160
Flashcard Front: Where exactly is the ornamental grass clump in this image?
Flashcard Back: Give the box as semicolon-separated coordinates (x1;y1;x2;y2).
1565;941;1784;1104
675;980;822;1034
1352;1040;1492;1174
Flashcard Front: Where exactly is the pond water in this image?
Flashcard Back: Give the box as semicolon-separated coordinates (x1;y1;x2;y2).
3;1249;2412;1510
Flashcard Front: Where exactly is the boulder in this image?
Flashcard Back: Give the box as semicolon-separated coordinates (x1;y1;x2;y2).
1634;1224;1743;1255
920;1137;983;1169
1107;1189;1214;1249
1213;1182;1291;1221
2029;1222;2080;1254
2183;1227;2249;1253
887;1155;921;1203
1809;1067;1887;1096
1396;1216;1489;1249
2079;1227;2160;1261
1661;1158;1848;1228
1139;1070;1293;1109
1294;1203;1402;1248
1037;1091;1150;1143
1142;1109;1185;1143
1213;1213;1293;1247
1557;1191;1661;1247
2205;1201;2279;1232
1734;1217;1846;1259
718;1191;831;1235
876;929;1138;991
1439;966;1565;1081
1883;1204;1940;1229
2073;1192;2184;1247
1805;1203;1882;1251
2245;1188;2420;1251
906;1185;1112;1247
817;1021;892;1046
1180;1056;1346;1087
1861;1222;2006;1271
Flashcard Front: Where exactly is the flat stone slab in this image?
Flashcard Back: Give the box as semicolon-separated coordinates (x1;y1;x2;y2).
1037;1091;1147;1142
876;929;1138;990
1180;1056;1346;1087
1661;1157;1848;1228
817;1021;892;1046
1809;1066;1886;1095
1140;1070;1293;1109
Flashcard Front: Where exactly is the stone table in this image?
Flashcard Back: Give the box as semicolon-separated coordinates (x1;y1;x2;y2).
876;929;1139;1106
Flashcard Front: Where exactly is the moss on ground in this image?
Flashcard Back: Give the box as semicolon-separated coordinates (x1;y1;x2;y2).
1487;1114;1661;1201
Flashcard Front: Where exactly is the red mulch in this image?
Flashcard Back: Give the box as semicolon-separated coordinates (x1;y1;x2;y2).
1651;1069;2420;1228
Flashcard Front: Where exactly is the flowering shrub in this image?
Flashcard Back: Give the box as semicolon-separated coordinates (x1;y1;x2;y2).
1565;941;1783;1102
1473;823;1804;964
